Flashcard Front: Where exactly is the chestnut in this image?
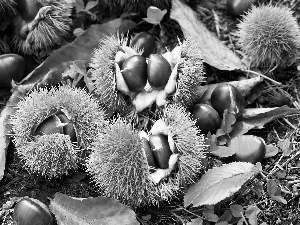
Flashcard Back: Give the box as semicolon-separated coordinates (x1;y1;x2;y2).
141;138;158;169
226;0;256;16
0;54;26;88
147;54;172;90
55;112;77;142
211;84;245;117
191;103;221;134
130;32;157;58
34;115;64;136
231;135;266;164
121;55;147;92
149;134;172;169
13;197;56;225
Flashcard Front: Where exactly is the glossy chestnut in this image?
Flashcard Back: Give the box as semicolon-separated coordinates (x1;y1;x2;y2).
141;138;158;169
191;103;221;134
33;115;64;136
149;134;172;169
130;32;157;58
231;135;266;164
211;84;245;117
55;112;77;142
121;55;147;92
0;54;26;88
13;197;56;225
227;0;256;16
147;54;172;90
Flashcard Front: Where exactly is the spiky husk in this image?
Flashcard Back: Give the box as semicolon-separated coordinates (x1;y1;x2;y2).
89;34;132;115
18;134;79;178
0;0;16;12
99;0;170;13
86;104;206;208
0;36;11;54
237;5;300;68
12;0;73;54
162;104;206;185
11;85;107;178
174;38;206;107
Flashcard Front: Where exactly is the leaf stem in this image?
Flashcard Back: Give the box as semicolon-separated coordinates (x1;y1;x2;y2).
244;69;282;85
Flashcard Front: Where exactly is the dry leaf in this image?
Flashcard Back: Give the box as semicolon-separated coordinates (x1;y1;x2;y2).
170;0;246;71
50;193;139;225
184;162;259;206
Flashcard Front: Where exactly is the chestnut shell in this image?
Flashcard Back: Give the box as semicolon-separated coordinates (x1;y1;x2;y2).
0;54;26;88
121;55;147;92
13;197;56;225
147;54;172;90
231;135;266;164
141;138;158;169
130;32;157;58
226;0;256;16
149;134;172;169
211;84;245;117
56;112;77;143
191;103;221;134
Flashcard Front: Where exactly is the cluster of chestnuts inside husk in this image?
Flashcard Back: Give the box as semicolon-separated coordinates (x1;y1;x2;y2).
10;30;208;208
81;32;208;207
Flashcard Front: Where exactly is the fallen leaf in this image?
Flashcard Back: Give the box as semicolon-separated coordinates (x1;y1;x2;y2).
264;144;279;158
170;0;246;71
217;210;232;223
184;162;259;207
49;193;139;225
229;106;300;139
230;204;244;218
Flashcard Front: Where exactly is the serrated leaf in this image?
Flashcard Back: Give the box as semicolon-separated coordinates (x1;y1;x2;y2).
230;204;244;217
49;193;139;225
170;0;246;71
143;6;167;25
184;162;259;207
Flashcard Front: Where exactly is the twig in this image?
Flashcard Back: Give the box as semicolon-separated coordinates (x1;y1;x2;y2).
244;69;282;85
282;118;297;130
